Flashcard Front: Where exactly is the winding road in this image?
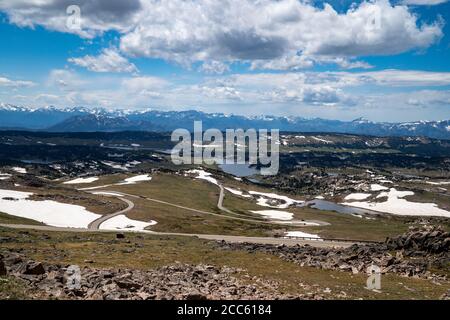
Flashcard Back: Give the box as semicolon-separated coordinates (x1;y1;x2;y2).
0;175;344;248
0;187;349;248
0;223;354;248
216;184;328;226
87;197;134;230
91;187;328;227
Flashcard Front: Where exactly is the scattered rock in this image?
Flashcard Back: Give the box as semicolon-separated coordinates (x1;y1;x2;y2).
216;226;449;280
22;261;45;275
0;257;6;276
0;226;447;300
386;226;449;254
0;250;309;300
185;291;207;300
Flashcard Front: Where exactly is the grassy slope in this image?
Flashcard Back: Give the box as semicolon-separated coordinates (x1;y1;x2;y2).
0;212;44;225
6;171;447;240
126;197;275;236
0;277;30;300
288;207;412;241
108;173;220;211
99;173;278;236
62;171;446;240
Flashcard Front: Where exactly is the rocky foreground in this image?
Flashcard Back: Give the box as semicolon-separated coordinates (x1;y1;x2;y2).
0;226;448;300
217;226;450;280
1;250;337;300
0;253;301;300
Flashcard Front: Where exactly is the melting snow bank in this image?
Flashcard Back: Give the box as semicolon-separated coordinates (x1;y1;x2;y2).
63;177;99;184
224;187;252;198
342;188;450;218
99;214;157;232
249;210;293;220
249;209;320;225
79;175;152;190
284;231;322;240
344;193;371;201
0;189;101;228
249;191;303;209
91;191;124;197
12;167;27;174
311;136;332;144
0;173;11;180
117;174;152;185
370;184;388;191
186;169;219;185
425;181;450;186
101;161;129;171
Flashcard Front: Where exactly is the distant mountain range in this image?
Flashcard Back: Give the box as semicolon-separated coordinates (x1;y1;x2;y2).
0;104;449;139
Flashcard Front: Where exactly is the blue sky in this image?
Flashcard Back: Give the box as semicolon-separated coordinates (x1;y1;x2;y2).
0;0;449;122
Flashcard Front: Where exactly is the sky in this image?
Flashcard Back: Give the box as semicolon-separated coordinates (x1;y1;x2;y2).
0;0;449;122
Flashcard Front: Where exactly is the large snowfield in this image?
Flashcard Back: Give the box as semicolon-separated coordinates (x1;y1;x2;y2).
0;189;101;228
342;188;450;218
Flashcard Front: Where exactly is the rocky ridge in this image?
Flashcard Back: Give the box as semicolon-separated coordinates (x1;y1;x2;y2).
217;226;449;280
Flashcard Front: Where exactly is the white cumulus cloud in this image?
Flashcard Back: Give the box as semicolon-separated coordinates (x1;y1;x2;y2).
0;0;443;70
119;0;442;67
69;48;138;73
199;61;230;74
402;0;448;5
0;76;34;87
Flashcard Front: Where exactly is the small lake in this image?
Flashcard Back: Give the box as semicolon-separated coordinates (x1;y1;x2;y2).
155;148;173;155
299;199;381;216
219;164;259;177
20;159;54;164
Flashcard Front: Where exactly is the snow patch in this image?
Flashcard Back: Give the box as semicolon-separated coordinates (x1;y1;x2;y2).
63;177;99;184
342;188;450;218
344;193;371;201
249;209;293;221
370;184;388;191
12;167;26;174
117;174;152;185
311;136;332;144
0;173;11;180
91;191;124;197
101;161;129;171
249;191;303;209
284;231;322;240
224;187;251;198
99;214;157;231
425;181;450;186
186;169;218;185
0;189;101;228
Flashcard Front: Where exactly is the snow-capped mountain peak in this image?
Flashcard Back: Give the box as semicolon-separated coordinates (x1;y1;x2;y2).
0;105;448;139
